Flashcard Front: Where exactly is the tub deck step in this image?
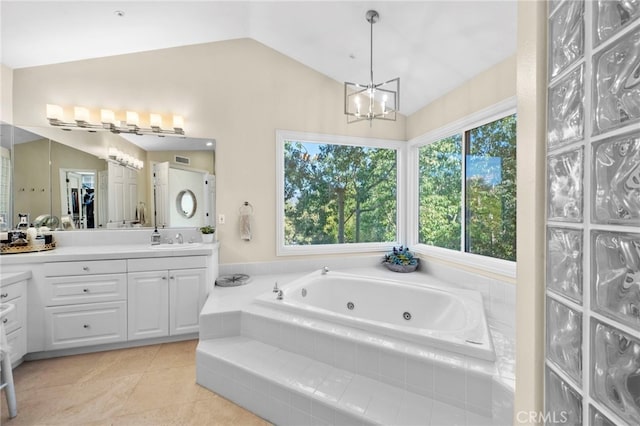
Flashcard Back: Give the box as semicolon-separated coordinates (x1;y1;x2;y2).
196;336;492;426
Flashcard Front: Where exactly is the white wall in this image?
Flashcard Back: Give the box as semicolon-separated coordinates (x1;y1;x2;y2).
1;63;12;123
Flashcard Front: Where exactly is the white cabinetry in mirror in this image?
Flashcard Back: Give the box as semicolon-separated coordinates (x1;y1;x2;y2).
127;256;206;341
107;162;139;227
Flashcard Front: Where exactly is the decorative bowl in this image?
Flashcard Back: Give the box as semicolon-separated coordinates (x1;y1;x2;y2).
383;260;419;273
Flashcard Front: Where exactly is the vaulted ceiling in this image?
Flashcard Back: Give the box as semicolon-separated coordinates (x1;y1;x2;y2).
1;1;517;116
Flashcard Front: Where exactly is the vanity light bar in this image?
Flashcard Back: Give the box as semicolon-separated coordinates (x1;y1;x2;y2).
46;104;185;136
108;147;144;171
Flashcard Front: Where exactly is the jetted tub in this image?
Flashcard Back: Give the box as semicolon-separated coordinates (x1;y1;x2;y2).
255;269;495;361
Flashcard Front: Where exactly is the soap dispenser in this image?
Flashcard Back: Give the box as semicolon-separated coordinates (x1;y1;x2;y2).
151;227;161;245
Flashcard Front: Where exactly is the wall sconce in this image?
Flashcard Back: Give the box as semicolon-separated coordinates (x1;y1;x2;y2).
46;104;185;136
108;147;144;171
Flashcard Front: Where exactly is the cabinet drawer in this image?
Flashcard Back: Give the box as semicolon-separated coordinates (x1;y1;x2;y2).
1;299;21;334
128;256;206;272
44;259;126;277
0;281;25;303
45;274;127;306
44;301;127;350
6;327;26;365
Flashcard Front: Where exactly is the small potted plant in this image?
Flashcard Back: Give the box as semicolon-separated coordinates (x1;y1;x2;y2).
200;225;215;243
383;245;419;273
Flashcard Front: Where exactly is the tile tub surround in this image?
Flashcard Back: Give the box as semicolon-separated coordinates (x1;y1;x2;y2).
198;265;515;425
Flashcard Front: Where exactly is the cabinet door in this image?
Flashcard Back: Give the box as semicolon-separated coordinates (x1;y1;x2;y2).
128;271;169;341
169;268;206;335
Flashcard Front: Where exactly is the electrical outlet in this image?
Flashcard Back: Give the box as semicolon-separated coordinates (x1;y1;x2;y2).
218;214;225;225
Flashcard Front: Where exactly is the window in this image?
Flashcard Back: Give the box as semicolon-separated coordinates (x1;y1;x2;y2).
416;110;517;265
277;130;404;255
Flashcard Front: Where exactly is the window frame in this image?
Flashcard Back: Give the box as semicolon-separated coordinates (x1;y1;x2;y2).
407;97;517;278
276;129;406;256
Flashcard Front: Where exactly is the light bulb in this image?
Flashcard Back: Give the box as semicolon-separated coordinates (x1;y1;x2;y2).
74;106;90;123
126;111;139;126
46;104;64;121
172;115;184;129
150;113;163;128
101;109;116;125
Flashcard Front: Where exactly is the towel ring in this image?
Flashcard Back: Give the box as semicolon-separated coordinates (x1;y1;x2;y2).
239;201;254;215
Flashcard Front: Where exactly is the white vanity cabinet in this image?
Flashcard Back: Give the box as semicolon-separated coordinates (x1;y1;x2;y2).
127;256;206;341
1;277;28;365
43;260;128;350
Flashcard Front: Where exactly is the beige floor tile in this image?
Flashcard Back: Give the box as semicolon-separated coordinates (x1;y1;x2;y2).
147;339;198;371
103;404;181;425
118;365;208;416
79;344;162;382
1;396;61;426
234;409;272;426
44;374;142;425
12;351;104;391
174;396;251;426
2;340;271;426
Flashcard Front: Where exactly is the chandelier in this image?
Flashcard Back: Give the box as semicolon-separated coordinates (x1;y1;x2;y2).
344;10;399;124
46;104;185;136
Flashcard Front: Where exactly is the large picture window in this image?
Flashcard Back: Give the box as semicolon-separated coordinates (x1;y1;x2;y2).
277;131;403;255
416;110;517;266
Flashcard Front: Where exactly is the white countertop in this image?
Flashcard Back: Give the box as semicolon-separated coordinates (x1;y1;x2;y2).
0;270;32;286
0;242;219;265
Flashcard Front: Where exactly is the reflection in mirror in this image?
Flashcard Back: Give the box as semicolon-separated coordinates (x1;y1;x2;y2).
176;189;197;218
154;160;214;228
51;141;108;229
0;123;13;230
8;127;215;231
9;124;51;230
59;169;97;229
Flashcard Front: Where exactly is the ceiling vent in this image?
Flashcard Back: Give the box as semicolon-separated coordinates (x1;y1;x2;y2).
174;155;190;165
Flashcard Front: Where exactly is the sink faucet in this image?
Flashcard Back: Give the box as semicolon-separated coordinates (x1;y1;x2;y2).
176;233;184;244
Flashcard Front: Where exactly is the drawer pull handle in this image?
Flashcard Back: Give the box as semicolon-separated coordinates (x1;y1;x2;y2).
0;293;7;298
162;276;167;280
82;266;89;271
170;276;174;280
2;318;7;324
83;324;90;328
83;288;89;293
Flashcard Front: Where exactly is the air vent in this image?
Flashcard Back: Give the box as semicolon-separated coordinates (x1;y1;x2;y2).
174;155;190;165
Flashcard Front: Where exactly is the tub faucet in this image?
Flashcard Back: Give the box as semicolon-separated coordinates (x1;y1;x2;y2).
273;282;279;293
176;233;184;244
276;290;284;300
322;266;329;274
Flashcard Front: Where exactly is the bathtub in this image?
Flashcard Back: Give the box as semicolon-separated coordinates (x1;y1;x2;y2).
255;269;495;361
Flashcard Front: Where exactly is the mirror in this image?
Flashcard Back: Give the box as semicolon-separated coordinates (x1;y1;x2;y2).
5;124;215;231
176;189;197;218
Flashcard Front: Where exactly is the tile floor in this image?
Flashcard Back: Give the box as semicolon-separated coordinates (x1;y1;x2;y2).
0;339;271;425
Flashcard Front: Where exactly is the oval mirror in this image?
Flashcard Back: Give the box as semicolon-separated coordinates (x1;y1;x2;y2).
176;189;197;218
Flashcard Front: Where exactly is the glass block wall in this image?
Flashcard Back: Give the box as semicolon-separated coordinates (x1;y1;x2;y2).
546;1;640;425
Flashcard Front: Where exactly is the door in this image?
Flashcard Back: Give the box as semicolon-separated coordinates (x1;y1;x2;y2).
169;268;205;335
127;271;169;340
